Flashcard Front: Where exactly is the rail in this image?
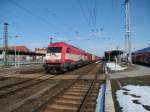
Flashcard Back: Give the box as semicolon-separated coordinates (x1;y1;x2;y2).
77;66;100;112
0;74;56;98
31;63;98;112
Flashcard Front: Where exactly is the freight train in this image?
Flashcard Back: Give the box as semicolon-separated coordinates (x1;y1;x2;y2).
43;42;100;73
132;47;150;65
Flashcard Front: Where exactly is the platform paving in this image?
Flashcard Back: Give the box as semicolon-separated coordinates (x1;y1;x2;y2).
105;79;115;112
108;64;150;79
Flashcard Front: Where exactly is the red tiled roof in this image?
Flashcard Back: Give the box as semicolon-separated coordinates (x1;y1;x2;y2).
15;46;31;52
0;46;31;52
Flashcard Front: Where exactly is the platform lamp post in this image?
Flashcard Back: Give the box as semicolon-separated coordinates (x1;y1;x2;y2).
3;23;8;66
17;49;20;68
0;43;3;66
14;35;21;68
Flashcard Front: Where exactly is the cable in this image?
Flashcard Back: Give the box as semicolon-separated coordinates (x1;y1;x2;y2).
77;0;99;36
8;0;70;37
77;0;92;30
32;1;73;34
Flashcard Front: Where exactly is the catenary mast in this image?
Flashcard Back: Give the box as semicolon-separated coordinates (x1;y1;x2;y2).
125;0;132;64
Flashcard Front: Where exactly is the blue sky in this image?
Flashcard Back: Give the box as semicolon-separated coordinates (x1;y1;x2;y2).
0;0;150;56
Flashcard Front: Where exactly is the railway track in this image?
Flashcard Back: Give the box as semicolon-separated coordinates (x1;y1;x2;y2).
0;73;48;89
0;76;10;81
0;63;97;94
42;81;100;112
0;63;101;112
0;70;19;81
32;63;101;112
0;74;56;98
0;63;98;99
0;74;29;81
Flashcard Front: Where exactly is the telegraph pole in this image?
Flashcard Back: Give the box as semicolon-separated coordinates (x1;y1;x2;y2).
125;0;132;64
3;23;9;66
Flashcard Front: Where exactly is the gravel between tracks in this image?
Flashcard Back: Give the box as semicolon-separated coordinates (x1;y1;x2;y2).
12;63;100;112
0;63;100;112
0;64;44;76
0;80;59;112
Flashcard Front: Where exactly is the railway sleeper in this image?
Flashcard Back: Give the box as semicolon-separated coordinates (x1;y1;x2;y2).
53;99;81;107
45;104;78;112
67;88;88;92
63;92;85;96
42;80;98;112
85;102;96;107
64;91;86;96
57;95;84;100
70;86;89;89
84;107;96;112
72;84;90;87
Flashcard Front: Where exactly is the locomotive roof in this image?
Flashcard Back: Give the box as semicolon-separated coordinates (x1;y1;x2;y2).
135;46;150;53
48;42;85;52
48;42;100;57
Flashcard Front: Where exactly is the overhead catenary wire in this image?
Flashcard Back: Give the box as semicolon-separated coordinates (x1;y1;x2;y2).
77;0;91;30
76;0;100;40
31;0;74;37
93;0;98;30
8;0;71;38
79;0;98;32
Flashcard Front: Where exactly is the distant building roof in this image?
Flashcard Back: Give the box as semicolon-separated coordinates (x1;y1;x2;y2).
15;46;31;52
0;46;45;56
35;47;47;54
0;45;31;52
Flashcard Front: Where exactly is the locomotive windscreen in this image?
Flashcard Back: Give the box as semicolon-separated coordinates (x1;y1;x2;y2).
47;47;62;53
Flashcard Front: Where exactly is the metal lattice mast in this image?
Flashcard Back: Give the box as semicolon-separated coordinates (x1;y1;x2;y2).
3;23;8;66
125;0;132;64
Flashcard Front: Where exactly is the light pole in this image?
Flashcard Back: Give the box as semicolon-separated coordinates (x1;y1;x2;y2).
14;35;21;68
18;49;20;68
15;44;16;67
3;23;8;66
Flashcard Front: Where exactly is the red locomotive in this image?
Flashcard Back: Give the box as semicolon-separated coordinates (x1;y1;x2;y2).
132;47;150;65
43;42;100;73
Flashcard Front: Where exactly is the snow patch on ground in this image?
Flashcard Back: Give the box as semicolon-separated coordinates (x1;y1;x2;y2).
106;62;127;71
116;85;150;112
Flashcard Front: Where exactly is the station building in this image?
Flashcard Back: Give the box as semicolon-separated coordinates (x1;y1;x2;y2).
0;45;45;65
104;50;123;62
35;47;47;60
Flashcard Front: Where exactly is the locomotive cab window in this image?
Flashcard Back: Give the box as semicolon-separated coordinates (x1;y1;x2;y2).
67;48;70;53
47;47;62;53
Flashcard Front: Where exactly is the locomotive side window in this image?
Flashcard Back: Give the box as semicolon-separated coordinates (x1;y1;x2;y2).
67;48;70;53
47;47;62;53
